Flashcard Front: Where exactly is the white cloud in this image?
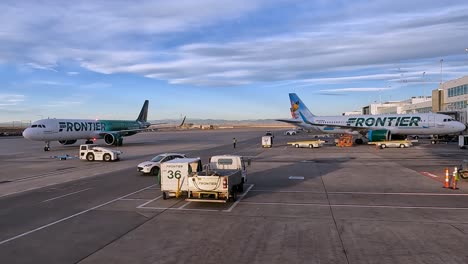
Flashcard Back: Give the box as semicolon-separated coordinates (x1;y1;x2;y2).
67;71;80;75
0;94;25;109
80;82;112;89
320;87;395;93
25;62;57;72
0;1;467;87
32;80;69;86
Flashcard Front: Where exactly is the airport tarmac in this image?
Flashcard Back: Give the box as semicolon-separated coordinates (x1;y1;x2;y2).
1;129;468;264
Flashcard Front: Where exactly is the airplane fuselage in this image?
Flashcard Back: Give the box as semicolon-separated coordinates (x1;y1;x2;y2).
22;118;149;141
296;113;465;135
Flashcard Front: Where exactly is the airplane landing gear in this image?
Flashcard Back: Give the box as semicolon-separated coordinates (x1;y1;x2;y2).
44;141;50;151
85;140;93;144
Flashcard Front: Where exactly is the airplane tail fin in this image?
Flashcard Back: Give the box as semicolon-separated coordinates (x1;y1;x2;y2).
289;93;315;120
136;100;149;122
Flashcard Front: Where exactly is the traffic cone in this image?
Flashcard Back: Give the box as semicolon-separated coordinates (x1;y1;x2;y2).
452;167;459;190
444;168;450;188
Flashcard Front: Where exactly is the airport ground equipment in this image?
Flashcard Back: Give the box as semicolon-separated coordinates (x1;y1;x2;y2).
79;144;122;161
137;153;186;177
368;140;413;149
336;134;353;147
186;155;248;203
459;135;468;149
444;168;450;188
160;158;202;200
287;140;324;148
262;136;273;148
458;161;468;180
50;154;78;160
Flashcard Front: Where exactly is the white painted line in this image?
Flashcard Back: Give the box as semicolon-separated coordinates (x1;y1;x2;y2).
41;188;92;203
250;189;468;196
251;189;323;193
0;184;157;246
289;176;304;180
421;172;439;178
136;195;162;208
223;184;254;213
178;201;191;209
119;198;152;201
240;201;468;210
138;206;219;212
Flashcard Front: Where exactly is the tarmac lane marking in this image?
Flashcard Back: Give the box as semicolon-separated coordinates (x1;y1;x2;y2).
138;206;220;212
135;184;255;212
136;195;163;208
0;184;158;246
240;201;468;210
41;188;92;203
223;184;254;212
420;171;444;183
251;189;468;196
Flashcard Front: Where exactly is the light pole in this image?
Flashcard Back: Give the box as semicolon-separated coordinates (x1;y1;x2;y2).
440;59;444;87
422;71;426;96
465;48;468;66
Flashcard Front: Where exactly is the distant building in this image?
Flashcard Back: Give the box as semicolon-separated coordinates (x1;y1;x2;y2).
432;76;468;124
351;75;468;125
342;110;362;115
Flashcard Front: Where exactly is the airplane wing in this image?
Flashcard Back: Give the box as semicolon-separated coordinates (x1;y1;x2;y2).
149;116;186;128
275;119;303;125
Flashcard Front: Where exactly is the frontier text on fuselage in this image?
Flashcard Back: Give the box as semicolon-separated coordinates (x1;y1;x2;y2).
345;117;421;127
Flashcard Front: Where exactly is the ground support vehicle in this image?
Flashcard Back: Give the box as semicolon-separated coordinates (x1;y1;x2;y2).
459;160;468;179
336;134;353;147
160;158;202;200
262;136;273;148
79;144;122;161
368;140;413;149
186;155;248;203
287;140;324;148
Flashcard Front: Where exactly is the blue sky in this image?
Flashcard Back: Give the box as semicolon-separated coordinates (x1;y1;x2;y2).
1;0;468;122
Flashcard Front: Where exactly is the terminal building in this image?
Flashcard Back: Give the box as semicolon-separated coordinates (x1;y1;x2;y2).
345;76;468;125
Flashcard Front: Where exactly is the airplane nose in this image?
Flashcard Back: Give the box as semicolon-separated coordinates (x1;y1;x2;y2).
22;128;31;139
461;122;467;131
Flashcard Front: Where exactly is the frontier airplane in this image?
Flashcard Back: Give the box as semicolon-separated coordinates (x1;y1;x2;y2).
23;100;170;151
277;93;466;144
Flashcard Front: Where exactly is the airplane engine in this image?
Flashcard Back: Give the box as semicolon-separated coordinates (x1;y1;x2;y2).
367;130;391;142
58;140;77;145
104;133;123;146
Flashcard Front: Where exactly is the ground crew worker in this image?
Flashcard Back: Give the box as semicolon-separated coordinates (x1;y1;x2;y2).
233;138;237;149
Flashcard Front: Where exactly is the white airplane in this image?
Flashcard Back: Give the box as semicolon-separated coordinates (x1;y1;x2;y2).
277;93;466;143
23;100;157;151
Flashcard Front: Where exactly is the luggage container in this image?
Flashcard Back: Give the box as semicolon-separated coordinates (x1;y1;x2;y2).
262;136;273;148
459;135;468;149
160;158;202;199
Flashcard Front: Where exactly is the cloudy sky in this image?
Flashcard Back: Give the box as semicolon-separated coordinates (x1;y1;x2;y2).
1;0;468;122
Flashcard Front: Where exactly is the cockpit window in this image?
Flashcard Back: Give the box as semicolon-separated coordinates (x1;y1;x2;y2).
32;125;37;128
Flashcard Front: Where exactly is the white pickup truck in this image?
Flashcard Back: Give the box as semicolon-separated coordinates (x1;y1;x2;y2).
79;144;122;161
186;155;248;203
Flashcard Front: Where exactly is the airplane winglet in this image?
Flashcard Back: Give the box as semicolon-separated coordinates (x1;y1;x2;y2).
179;116;186;127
